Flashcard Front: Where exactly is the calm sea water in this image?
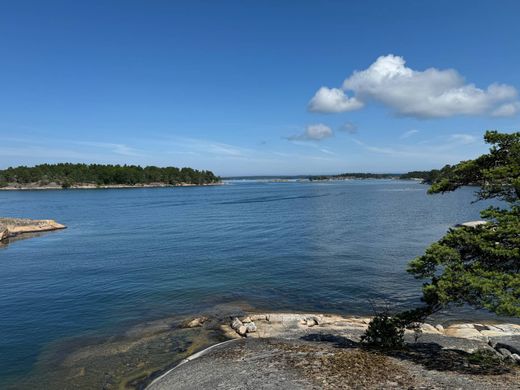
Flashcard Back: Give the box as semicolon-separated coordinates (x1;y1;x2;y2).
0;180;500;385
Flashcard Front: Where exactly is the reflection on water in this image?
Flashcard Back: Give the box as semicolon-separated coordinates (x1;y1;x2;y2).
0;231;54;249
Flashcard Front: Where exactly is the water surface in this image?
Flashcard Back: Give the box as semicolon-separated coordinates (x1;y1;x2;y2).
0;180;502;387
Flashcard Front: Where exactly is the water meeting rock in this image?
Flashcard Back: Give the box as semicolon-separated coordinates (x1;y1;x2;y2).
0;218;66;242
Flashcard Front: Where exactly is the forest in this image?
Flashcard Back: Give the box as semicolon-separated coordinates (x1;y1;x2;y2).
0;163;220;187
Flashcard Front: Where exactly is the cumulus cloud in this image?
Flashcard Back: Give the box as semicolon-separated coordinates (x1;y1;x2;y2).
288;123;333;141
308;87;363;113
309;55;519;118
492;102;520;117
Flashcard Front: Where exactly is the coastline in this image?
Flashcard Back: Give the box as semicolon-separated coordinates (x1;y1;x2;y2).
147;311;520;389
0;217;66;243
10;308;520;389
0;182;223;191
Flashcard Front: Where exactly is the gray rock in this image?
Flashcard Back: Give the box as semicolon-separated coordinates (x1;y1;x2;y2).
185;317;207;328
511;353;520;363
491;336;520;355
305;316;320;327
237;325;247;336
498;348;512;358
245;322;257;333
456;220;487;228
231;317;243;331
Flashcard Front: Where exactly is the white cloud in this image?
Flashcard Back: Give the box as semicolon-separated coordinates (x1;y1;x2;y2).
352;132;481;160
339;122;358;134
76;141;142;156
308;87;364;113
492;102;520;117
449;133;477;144
288;123;333;141
167;137;251;158
309;55;519;118
400;129;419;139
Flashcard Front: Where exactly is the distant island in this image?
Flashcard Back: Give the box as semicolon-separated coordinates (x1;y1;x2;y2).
308;169;441;183
0;163;220;190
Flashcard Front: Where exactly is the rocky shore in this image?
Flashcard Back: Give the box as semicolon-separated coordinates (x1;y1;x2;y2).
148;312;520;389
0;217;66;242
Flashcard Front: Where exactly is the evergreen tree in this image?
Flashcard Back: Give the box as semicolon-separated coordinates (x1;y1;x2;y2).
409;131;520;316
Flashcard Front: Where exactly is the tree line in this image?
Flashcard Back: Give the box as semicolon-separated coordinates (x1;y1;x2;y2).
0;163;220;187
309;170;445;182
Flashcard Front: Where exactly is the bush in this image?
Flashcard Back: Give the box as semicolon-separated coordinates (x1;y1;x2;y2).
361;311;405;349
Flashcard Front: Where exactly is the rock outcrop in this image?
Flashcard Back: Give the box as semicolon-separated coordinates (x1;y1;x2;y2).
0;217;66;242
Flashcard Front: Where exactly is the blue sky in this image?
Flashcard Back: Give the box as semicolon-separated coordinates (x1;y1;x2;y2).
1;0;519;176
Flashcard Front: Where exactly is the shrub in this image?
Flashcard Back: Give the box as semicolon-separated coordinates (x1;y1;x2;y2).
361;311;405;349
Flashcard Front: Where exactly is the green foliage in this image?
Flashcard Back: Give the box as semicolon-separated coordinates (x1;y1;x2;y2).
361;311;406;349
0;163;220;187
399;169;441;183
428;130;520;202
467;349;508;370
409;130;520;317
362;306;433;349
309;172;400;180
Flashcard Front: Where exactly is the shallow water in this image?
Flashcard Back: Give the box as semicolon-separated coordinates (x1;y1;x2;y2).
0;180;505;387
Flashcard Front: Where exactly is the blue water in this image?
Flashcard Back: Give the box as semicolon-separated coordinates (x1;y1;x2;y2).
0;180;498;384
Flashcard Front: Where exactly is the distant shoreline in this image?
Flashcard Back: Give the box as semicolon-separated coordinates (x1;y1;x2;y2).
0;182;224;191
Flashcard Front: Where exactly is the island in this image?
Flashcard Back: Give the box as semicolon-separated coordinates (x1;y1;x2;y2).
0;163;220;190
0;217;66;242
308;169;444;183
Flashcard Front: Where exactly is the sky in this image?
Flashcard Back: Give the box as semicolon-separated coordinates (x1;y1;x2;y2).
1;0;519;176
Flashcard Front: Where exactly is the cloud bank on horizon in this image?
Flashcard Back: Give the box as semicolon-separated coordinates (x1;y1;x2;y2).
308;54;520;118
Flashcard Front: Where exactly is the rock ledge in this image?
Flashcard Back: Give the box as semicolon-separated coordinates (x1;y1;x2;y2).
0;217;66;242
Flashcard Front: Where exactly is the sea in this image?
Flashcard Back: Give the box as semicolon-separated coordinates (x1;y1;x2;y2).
0;179;510;388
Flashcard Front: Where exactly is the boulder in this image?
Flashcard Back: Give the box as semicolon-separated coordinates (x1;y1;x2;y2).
305;316;321;327
435;324;444;333
231;317;243;331
492;338;520;355
185;317;207;328
237;325;247;336
241;316;252;323
245;322;257;333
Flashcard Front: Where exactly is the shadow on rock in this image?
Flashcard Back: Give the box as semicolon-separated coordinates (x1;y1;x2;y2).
387;343;512;375
301;333;512;375
301;333;359;348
